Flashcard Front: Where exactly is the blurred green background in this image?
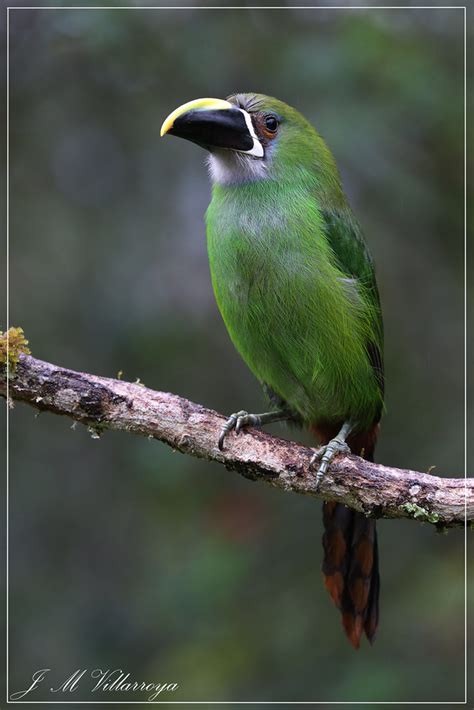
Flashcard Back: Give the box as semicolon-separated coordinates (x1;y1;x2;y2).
2;1;468;704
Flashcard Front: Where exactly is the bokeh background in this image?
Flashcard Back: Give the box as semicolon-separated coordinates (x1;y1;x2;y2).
2;1;469;704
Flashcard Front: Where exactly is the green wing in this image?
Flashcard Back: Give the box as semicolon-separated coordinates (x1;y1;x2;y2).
321;208;384;405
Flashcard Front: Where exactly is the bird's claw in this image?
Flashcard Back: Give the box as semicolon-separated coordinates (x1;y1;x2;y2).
218;410;261;450
310;437;351;487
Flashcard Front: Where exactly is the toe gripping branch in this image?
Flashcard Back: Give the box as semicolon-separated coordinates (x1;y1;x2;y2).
311;421;353;486
218;409;292;451
218;410;354;490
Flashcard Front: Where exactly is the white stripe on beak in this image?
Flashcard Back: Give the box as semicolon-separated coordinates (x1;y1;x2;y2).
239;109;264;158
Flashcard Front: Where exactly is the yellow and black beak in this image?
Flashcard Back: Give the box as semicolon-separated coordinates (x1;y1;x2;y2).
160;97;263;157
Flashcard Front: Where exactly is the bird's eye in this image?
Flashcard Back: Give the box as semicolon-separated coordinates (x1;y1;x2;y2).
264;115;279;133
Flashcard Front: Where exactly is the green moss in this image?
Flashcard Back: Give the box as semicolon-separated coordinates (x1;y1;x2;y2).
400;502;440;524
0;327;31;374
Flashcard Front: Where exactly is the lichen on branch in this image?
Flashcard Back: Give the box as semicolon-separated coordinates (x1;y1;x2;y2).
0;327;31;373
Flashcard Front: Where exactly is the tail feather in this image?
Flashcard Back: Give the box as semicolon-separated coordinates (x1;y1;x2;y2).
322;503;380;649
317;424;381;649
363;529;380;643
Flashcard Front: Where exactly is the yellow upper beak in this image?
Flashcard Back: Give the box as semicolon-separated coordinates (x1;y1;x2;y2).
160;98;234;137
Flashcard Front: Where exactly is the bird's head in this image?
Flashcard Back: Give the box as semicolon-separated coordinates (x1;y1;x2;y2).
161;93;341;190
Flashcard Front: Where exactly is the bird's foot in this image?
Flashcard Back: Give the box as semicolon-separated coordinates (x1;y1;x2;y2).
310;437;351;487
218;407;292;451
218;410;262;451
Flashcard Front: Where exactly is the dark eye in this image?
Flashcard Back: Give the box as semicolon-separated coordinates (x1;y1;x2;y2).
264;115;279;132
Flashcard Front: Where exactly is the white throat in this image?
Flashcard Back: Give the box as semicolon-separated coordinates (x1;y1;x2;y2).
207;151;267;185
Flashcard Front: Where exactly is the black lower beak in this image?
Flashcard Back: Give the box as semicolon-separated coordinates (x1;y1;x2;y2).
168;108;254;153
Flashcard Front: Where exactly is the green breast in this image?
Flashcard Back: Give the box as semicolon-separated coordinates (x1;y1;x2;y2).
205;182;382;429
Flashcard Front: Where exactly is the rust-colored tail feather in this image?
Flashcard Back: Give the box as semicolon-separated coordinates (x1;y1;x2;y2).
316;424;380;649
322;503;379;648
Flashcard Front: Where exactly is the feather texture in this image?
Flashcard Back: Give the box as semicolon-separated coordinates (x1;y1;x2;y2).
206;181;383;429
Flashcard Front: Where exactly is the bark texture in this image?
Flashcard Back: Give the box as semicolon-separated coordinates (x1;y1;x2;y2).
2;354;471;528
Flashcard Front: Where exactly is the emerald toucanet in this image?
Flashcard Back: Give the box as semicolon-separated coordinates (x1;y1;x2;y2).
161;94;384;648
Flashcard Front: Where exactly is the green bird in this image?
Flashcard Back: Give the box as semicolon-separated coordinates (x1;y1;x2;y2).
161;93;384;648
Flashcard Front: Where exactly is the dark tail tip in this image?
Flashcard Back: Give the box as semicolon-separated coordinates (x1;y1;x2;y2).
322;502;380;649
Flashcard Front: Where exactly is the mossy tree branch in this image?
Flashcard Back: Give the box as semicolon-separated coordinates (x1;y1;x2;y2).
1;346;471;529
